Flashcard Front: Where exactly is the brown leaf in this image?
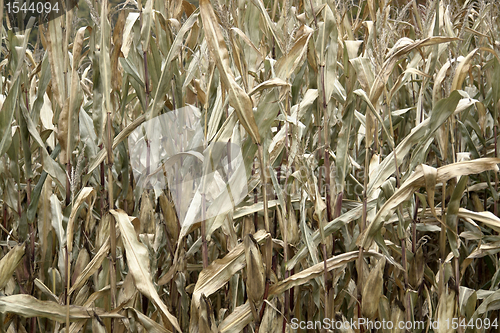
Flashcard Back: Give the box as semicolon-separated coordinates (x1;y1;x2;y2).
71;248;89;286
67;187;97;253
276;32;312;80
190;230;269;333
126;307;173;333
199;294;218;333
0;244;25;289
159;192;180;243
359;158;500;249
437;289;456;333
0;294;123;322
56;102;70;164
139;191;156;234
69;236;111;295
199;0;261;145
409;245;425;288
221;251;395;332
259;298;281;332
361;257;385;319
111;209;182;332
247;78;290;97
244;234;266;304
370;36;458;104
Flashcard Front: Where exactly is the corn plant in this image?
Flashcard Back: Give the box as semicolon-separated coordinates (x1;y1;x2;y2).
1;0;500;332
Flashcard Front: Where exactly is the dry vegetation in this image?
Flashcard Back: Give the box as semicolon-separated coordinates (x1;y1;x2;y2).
1;0;500;332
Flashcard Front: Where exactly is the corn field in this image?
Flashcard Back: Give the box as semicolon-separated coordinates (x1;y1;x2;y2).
1;0;500;332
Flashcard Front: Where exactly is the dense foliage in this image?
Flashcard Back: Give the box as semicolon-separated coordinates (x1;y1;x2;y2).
1;0;500;332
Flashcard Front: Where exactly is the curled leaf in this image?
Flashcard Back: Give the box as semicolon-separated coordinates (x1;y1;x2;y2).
111;209;182;332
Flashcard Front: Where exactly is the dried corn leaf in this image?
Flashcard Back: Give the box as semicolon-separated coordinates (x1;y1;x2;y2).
126;307;173;333
20;94;66;190
149;13;199;120
86;114;146;176
370;36;458;103
276;30;312;80
0;79;19;158
361;257;385;319
69;237;110;295
192;230;269;302
0;244;25;290
359;158;500;249
92;312;107;333
244;234;265;304
220;250;390;331
200;0;260;145
259;298;281;332
451;48;478;91
272;251;386;296
219;301;252;333
45;16;66;109
159;192;180;243
437;290;455;333
445;175;468;257
248;78;290;97
458;208;500;232
190;230;269;333
249;0;284;52
71;248;90;286
199;294;218;333
67;187;96;253
367;91;465;195
0;294;123;322
111;209;182;332
64;27;87;164
288;199;377;270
